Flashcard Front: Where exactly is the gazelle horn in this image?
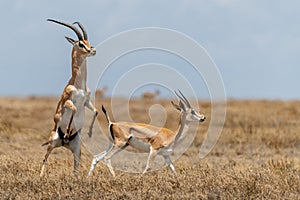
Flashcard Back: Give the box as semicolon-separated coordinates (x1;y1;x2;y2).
47;19;83;41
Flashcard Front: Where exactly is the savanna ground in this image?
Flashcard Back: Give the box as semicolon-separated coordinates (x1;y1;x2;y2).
0;97;299;199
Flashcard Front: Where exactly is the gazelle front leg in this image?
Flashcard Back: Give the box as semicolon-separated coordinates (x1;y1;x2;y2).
85;99;98;138
143;146;157;174
163;155;176;174
64;99;77;138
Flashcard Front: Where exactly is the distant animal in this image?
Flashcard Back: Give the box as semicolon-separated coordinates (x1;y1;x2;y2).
88;90;206;176
95;86;108;99
40;19;98;177
142;90;160;100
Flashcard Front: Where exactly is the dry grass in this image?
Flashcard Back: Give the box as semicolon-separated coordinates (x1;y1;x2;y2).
0;97;299;199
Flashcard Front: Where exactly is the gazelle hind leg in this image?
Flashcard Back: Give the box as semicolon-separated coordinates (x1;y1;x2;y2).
40;130;62;177
72;146;81;176
88;145;120;177
40;145;55;177
88;146;112;177
103;142;128;176
103;159;115;177
67;133;81;176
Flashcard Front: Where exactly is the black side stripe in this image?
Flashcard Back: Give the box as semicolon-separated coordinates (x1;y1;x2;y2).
109;124;115;141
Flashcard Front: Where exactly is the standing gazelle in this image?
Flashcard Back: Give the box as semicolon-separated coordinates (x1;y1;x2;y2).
40;19;98;177
88;90;206;176
142;89;160;100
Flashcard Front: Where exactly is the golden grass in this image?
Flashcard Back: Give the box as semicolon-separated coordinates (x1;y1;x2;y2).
0;97;299;199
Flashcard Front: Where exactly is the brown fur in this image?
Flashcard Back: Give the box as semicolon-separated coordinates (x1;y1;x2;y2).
95;87;108;99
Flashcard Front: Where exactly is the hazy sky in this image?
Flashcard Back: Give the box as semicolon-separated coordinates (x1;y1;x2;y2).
0;0;299;99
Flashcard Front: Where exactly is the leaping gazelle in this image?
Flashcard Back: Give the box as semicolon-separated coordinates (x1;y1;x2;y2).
40;19;98;177
88;90;206;176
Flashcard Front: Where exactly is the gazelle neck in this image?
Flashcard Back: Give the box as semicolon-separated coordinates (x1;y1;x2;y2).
174;113;190;145
69;50;87;90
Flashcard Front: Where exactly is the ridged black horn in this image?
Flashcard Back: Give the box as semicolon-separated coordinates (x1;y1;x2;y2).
47;19;83;41
174;90;191;108
178;90;191;108
73;22;88;40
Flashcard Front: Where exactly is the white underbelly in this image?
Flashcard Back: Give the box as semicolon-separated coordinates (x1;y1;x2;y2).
59;109;85;132
128;137;173;156
58;89;87;133
128;137;150;152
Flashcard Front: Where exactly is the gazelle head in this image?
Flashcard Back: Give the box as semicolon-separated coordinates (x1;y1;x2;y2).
171;90;206;123
47;19;96;57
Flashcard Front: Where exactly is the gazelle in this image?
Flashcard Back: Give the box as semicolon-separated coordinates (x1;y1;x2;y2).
95;86;108;99
40;19;98;177
142;89;160;100
88;90;206;176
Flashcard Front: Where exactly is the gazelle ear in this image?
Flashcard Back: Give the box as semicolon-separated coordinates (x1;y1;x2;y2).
171;101;181;111
65;36;76;45
179;100;186;111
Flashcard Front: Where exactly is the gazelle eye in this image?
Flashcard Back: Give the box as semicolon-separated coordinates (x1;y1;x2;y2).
79;42;84;48
191;110;195;114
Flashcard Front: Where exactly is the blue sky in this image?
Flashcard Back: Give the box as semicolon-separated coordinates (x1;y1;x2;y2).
0;0;299;99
